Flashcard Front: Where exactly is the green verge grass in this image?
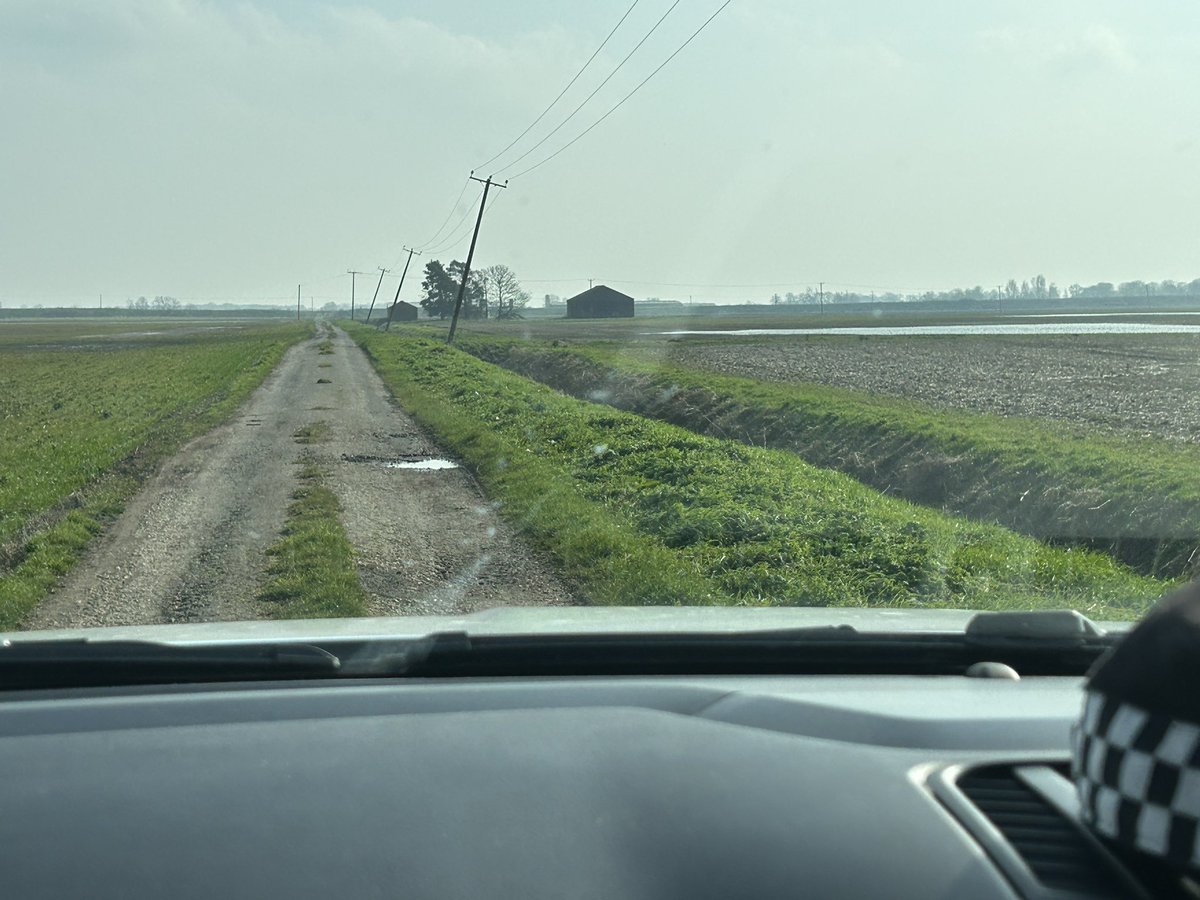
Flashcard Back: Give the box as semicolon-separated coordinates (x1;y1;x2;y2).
458;334;1200;579
0;321;310;628
256;462;369;618
349;325;1168;618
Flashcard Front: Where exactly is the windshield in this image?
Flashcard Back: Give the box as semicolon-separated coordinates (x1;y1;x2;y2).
2;0;1198;636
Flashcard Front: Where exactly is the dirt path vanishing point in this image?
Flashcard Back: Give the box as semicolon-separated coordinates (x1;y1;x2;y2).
26;326;573;630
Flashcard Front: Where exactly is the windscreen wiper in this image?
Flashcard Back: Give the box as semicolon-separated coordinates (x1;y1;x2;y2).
0;639;341;690
375;613;1118;678
0;611;1119;688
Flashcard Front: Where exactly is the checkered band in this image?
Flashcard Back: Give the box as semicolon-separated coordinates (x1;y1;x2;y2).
1072;689;1200;874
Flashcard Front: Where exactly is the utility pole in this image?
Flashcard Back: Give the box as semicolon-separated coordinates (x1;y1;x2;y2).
818;281;824;314
364;267;390;322
447;174;507;343
297;284;301;321
347;270;367;320
385;247;421;332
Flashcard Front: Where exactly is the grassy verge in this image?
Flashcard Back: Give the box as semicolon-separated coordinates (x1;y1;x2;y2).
345;323;719;606
457;334;1200;578
0;322;311;628
348;325;1169;618
256;462;369;619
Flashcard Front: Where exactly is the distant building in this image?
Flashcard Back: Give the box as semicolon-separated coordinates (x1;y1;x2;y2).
565;285;634;319
387;300;418;322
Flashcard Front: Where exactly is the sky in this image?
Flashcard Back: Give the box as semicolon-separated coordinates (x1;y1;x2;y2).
2;0;1199;307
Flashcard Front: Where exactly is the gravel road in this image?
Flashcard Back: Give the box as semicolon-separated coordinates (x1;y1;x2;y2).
26;326;572;629
662;334;1200;443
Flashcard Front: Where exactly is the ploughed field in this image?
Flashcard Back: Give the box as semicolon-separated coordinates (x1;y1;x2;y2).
644;334;1200;444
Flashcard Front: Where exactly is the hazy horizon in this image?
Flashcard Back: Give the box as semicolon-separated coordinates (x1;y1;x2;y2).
3;0;1198;308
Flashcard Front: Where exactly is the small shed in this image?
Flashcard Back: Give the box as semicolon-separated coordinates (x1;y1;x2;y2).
387;300;419;322
565;285;634;319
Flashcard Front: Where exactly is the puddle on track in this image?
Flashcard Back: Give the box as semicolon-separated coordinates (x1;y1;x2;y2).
343;453;460;471
384;459;459;470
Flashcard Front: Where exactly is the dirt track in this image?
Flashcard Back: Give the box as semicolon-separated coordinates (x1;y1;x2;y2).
26;326;571;629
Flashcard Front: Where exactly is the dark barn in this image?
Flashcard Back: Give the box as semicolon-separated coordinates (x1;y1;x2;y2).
565;285;634;319
387;300;419;322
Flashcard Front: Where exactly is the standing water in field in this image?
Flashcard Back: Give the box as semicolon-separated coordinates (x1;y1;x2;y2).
652;323;1200;337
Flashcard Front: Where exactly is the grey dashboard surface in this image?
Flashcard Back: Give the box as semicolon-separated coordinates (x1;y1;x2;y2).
0;675;1083;899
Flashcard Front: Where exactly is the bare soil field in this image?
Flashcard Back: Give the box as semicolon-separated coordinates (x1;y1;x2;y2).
26;326;571;629
651;334;1200;443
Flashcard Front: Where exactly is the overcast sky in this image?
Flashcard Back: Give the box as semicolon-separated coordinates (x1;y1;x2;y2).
2;0;1198;307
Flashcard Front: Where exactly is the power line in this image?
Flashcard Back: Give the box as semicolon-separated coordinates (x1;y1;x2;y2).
420;191;484;257
493;0;684;177
474;0;643;172
423;187;506;258
508;0;734;181
412;176;472;252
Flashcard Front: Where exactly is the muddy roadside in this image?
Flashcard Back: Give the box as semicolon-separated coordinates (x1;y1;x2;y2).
25;325;572;630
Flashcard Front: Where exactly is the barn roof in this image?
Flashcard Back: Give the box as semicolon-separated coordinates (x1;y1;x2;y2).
565;285;634;304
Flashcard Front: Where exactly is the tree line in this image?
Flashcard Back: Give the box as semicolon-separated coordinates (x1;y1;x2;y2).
769;276;1200;306
126;295;181;310
419;261;530;320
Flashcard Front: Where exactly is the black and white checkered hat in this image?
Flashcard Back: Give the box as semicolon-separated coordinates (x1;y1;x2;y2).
1072;584;1200;876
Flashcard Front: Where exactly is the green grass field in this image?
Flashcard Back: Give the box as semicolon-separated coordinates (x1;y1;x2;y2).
0;320;310;627
349;325;1170;619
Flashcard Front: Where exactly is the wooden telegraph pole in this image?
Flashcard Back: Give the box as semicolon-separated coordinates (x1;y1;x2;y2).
364;267;390;323
447;174;507;344
347;270;367;320
385;247;421;332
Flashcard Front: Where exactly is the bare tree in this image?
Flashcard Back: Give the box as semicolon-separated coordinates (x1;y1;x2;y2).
481;264;530;319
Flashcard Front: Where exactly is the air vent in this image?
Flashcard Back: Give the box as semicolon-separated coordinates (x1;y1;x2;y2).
956;766;1127;898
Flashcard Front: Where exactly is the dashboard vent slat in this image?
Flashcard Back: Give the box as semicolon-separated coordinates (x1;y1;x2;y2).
955;767;1128;898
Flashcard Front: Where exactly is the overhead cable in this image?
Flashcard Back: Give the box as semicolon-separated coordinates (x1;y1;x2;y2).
494;0;684;177
413;177;473;252
508;0;734;181
474;0;643;173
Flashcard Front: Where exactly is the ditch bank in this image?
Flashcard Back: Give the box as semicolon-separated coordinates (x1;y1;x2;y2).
463;339;1200;579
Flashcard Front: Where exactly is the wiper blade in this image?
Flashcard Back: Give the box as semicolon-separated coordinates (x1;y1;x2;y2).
0;639;340;690
384;624;1115;678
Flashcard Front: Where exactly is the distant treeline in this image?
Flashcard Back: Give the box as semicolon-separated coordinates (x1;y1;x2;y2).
770;276;1200;306
0;307;298;320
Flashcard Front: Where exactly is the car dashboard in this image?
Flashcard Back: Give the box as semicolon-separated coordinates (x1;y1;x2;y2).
0;673;1152;899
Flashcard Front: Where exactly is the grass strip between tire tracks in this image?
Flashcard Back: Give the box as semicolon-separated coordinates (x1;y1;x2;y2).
347;325;1169;619
256;462;369;619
